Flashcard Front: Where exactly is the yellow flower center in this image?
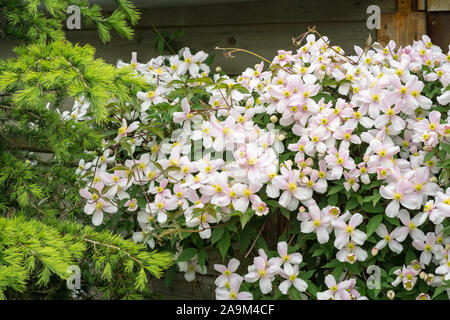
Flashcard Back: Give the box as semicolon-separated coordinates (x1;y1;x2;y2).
118;127;127;135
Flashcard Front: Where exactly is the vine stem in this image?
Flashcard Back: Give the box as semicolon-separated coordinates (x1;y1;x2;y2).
215;47;273;66
244;217;268;258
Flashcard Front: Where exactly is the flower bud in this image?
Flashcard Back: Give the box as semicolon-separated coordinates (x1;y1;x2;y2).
305;158;314;166
215;66;222;72
371;247;379;256
299;206;305;213
302;167;312;176
278;134;285;141
387;290;395;300
425;273;435;285
419;271;427;280
416;293;430;300
270;115;278;123
177;200;184;207
429;176;437;183
286;159;293;167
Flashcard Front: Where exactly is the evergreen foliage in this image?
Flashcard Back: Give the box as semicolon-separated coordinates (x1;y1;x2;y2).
0;0;174;299
0;0;139;43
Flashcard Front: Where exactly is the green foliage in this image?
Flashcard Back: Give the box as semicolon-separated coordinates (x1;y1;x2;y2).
0;215;173;300
0;0;174;299
0;0;140;43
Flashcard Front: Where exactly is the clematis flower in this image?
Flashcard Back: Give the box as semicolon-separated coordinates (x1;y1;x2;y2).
316;275;355;300
412;232;436;265
148;194;178;223
214;258;241;287
395;209;427;241
215;276;253;300
374;223;404;254
177;254;207;282
380;179;419;217
299;200;332;244
244;249;282;294
278;263;308;295
332;212;367;249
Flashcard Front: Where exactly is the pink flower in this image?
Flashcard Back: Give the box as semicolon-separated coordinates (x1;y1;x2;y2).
324;145;355;180
300;200;332;244
271;241;303;267
124;198;138;212
317;275;355;300
332;212;367;249
148;194;178;223
214;258;241;287
380;179;419;217
278;263;308;295
395;209;427;242
252;202;269;216
412;232;436;265
244;249;282;294
374;223;404;254
114;119;139;142
215;276;253;300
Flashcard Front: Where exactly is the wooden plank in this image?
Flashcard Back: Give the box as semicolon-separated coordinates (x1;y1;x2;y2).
67;21;374;75
378;0;427;47
378;12;427;47
111;0;397;27
428;12;450;50
428;0;450;11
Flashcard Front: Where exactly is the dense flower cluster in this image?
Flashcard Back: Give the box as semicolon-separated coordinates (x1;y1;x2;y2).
74;34;450;300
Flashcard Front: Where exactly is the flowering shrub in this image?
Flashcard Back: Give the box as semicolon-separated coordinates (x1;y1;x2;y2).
74;32;450;300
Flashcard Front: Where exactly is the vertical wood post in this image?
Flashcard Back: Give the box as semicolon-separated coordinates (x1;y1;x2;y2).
378;0;427;47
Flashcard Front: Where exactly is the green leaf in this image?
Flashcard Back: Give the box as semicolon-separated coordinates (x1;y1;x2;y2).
327;185;344;195
405;249;416;265
321;259;341;269
186;77;213;84
197;249;207;267
441;143;450;154
218;229;231;261
366;214;383;238
424;151;434;163
362;202;385;213
328;193;338;206
176;248;198;262
240;210;254;229
288;286;303;300
345;200;359;212
332;263;345;280
211;226;225;244
432;285;449;299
